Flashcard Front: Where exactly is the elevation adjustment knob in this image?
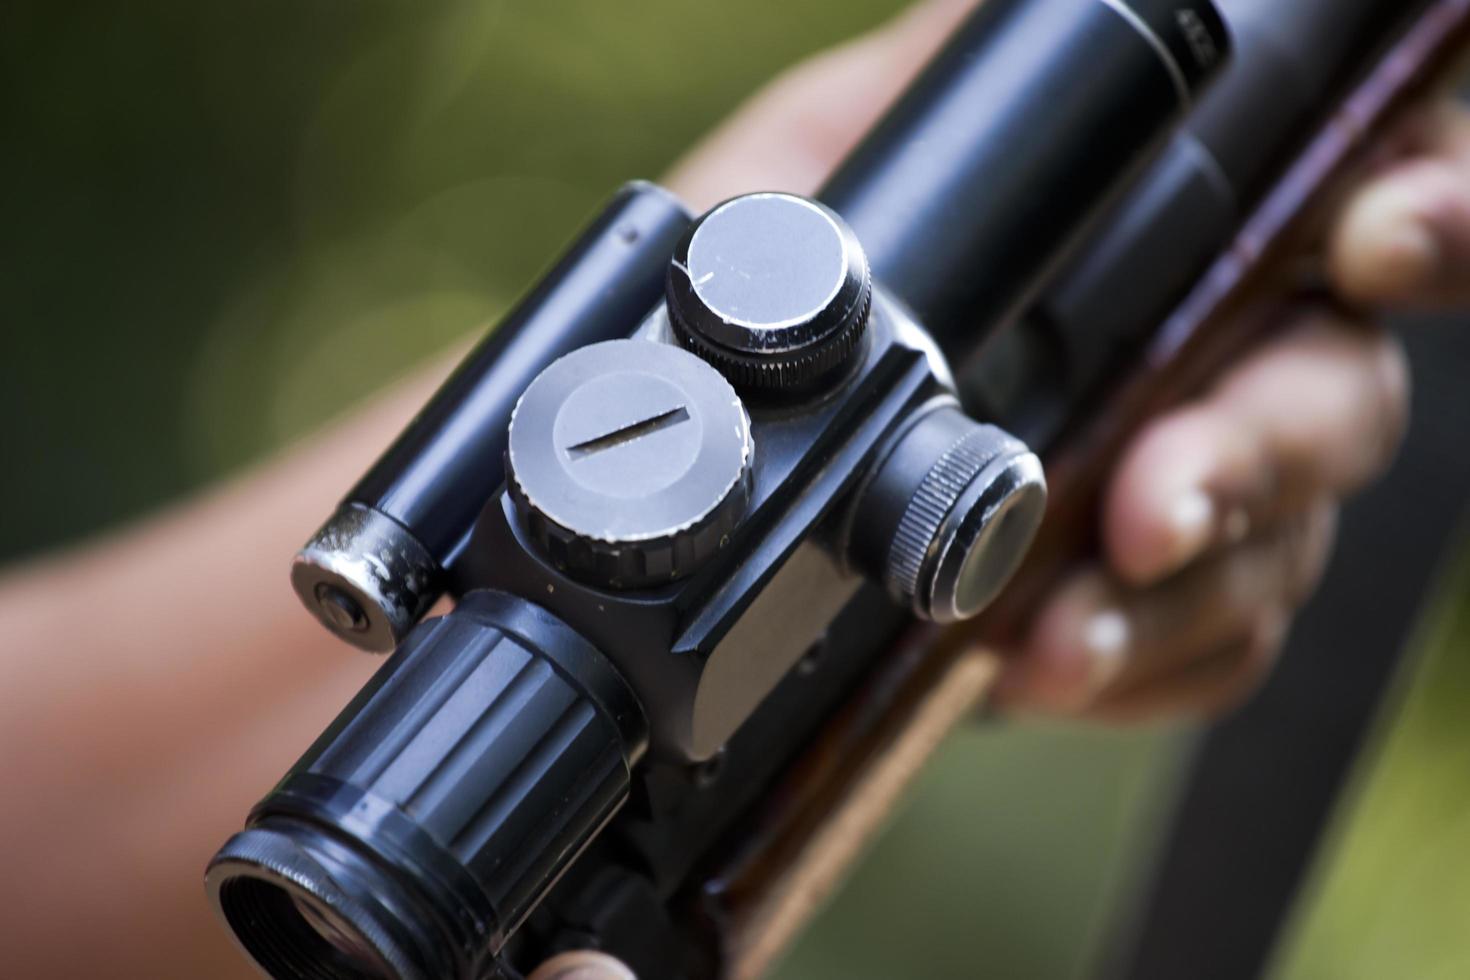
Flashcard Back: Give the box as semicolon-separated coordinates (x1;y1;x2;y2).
850;404;1048;624
667;192;871;390
506;339;753;590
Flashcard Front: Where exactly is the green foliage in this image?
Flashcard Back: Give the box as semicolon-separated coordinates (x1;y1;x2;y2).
777;723;1185;980
1273;543;1470;980
0;0;898;558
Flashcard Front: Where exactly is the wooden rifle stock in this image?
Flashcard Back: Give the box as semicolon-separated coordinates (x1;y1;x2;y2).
687;3;1470;976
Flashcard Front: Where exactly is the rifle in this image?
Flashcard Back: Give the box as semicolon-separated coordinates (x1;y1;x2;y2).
203;1;1470;977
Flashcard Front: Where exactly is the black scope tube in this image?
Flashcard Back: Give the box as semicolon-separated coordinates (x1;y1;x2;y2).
972;0;1432;440
819;0;1231;361
291;183;692;652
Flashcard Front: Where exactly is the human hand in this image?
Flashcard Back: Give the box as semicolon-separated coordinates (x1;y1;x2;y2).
991;102;1470;721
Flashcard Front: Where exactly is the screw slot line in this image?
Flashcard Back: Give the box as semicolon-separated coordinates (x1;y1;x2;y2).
565;406;692;460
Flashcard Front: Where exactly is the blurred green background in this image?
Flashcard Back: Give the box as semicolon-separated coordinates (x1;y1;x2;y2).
3;2;1467;977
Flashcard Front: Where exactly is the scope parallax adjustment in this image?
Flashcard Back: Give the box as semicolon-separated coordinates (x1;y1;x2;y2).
506;339;754;590
850;403;1048;624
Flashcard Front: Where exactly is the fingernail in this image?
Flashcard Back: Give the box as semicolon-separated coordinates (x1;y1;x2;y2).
1082;609;1130;697
1165;489;1216;571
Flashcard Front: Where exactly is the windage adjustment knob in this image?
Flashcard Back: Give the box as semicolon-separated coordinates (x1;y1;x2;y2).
506;339;753;590
849;404;1048;624
667;192;871;391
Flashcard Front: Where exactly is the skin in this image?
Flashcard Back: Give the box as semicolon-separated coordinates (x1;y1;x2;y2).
1;0;1467;975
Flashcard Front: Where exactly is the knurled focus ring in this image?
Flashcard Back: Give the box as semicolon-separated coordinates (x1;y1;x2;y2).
884;425;1012;610
507;464;751;590
669;282;870;390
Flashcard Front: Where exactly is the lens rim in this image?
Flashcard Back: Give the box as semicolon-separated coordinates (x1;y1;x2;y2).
206;827;426;980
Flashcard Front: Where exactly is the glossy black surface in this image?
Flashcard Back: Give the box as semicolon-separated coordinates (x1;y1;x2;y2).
1196;0;1428;198
819;0;1228;358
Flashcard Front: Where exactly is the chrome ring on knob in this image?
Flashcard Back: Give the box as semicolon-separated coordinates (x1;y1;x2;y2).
848;402;1048;624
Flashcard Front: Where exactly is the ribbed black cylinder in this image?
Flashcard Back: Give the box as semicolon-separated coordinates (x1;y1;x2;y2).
207;592;646;980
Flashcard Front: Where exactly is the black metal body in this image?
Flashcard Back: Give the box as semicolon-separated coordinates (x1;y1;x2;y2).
571;0;1430;972
467;293;944;764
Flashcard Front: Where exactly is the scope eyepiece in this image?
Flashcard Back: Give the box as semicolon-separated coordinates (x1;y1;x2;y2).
208;822;431;979
207;591;647;980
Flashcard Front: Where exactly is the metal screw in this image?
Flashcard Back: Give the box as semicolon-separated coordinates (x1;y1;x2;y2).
315;583;369;633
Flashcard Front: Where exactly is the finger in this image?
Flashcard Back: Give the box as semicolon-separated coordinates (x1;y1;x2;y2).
1209;315;1410;499
1330;101;1470;306
527;953;636;980
1101;403;1268;586
1104;311;1406;584
1087;606;1291;724
663;0;976;209
996;503;1335;715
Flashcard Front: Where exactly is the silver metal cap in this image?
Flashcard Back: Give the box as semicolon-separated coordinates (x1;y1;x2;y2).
885;416;1048;623
290;504;442;652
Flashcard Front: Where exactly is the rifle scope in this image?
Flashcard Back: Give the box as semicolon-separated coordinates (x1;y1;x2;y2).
966;0;1435;445
206;1;1228;977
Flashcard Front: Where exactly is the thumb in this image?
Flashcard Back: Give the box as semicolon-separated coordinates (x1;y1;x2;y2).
526;951;638;980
